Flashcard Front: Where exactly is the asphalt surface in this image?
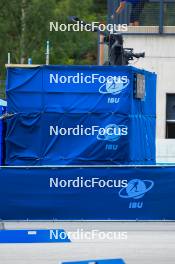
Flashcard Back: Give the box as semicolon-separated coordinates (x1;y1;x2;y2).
0;222;175;264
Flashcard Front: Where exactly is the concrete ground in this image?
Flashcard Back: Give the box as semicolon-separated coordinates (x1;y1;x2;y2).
0;222;175;264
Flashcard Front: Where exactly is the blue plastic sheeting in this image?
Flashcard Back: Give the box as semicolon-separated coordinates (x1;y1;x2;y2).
5;66;156;165
6;66;156;115
0;166;175;220
62;259;125;264
0;229;70;243
5;113;155;165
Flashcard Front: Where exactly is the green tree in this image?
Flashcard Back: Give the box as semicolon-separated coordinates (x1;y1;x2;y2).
0;0;107;66
0;0;107;97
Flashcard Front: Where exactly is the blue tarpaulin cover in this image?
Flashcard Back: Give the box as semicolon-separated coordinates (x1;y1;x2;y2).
6;66;156;165
0;166;175;220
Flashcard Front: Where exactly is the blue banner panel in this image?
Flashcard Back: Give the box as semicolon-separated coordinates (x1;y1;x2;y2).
6;66;156;115
5;113;155;165
5;113;130;165
62;259;125;264
6;66;132;114
43;66;133;115
0;229;70;243
0;166;175;220
6;67;43;113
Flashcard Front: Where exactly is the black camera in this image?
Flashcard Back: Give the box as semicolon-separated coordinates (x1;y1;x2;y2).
105;34;145;66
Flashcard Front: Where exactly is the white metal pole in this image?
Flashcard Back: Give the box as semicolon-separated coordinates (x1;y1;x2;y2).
7;53;11;64
46;41;50;65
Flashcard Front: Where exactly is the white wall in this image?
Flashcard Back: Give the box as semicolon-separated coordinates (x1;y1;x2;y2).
123;34;175;163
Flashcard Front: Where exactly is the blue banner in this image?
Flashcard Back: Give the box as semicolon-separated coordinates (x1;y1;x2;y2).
0;229;70;243
0;166;175;220
5;113;155;165
6;66;156;115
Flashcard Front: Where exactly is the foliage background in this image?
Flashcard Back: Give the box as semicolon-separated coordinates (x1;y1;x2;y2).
0;0;106;68
0;0;107;97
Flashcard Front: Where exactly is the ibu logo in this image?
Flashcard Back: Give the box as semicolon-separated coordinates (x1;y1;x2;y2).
119;179;154;209
97;124;128;142
99;76;130;95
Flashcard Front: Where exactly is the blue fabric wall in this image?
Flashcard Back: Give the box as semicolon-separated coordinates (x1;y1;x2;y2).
5;113;155;165
0;166;174;220
5;66;156;165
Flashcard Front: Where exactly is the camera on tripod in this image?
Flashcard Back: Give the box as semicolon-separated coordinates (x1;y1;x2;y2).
105;33;145;66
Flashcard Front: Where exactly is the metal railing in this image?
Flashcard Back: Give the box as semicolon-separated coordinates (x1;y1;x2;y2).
108;0;175;34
